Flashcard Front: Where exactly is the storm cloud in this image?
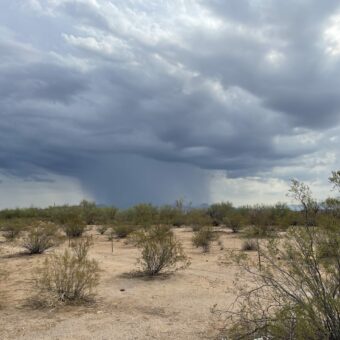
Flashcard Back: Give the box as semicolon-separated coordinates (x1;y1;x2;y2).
0;0;339;207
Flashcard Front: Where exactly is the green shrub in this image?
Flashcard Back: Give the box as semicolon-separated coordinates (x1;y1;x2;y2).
186;208;212;229
242;224;277;239
22;223;59;254
49;205;80;225
63;216;86;238
35;237;100;304
208;202;234;225
159;205;185;227
131;204;159;227
192;226;216;252
220;226;340;339
219;175;340;340
133;225;189;276
96;206;118;224
288;179;319;226
223;213;244;233
1;219;26;241
79;200;100;225
111;225;135;239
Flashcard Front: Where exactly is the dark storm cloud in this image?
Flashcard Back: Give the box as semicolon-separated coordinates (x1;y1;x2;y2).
0;63;88;103
0;0;339;206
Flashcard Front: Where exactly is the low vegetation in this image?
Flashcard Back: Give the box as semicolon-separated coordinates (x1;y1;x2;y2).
0;219;26;241
192;226;217;252
223;212;244;233
220;225;340;339
0;170;339;339
218;172;340;340
22;223;59;254
63;216;86;238
111;225;135;239
133;225;189;276
241;239;258;251
35;237;100;304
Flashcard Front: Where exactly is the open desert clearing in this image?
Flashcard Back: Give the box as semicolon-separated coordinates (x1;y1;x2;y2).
0;228;244;340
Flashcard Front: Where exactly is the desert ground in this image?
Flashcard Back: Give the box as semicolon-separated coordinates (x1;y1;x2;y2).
0;227;246;340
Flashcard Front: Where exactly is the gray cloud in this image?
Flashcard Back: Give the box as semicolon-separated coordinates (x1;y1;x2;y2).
0;0;339;207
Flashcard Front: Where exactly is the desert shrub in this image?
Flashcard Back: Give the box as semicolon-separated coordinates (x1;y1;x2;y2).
111;225;135;239
0;207;42;220
172;199;186;227
96;206;118;224
1;219;26;241
159;205;185;227
223;213;244;233
247;205;279;236
288;179;319;226
322;198;340;219
78;200;117;225
316;219;340;260
80;200;97;224
48;205;80;225
131;204;159;227
218;175;340;340
242;206;278;238
192;226;216;252
133;225;189;276
63;216;86;238
96;225;109;235
241;239;258;251
242;224;277;238
208;202;234;225
22;223;59;254
186;208;212;230
35;237;100;303
220;225;340;339
158;205;175;225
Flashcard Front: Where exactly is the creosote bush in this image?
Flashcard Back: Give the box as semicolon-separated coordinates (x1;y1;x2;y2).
133;225;189;276
1;219;26;241
218;173;340;340
112;225;135;239
186;208;213;230
208;202;234;225
192;226;216;252
35;237;100;304
63;216;86;238
220;225;340;339
22;223;59;254
242;224;277;239
223;213;244;233
241;239;258;251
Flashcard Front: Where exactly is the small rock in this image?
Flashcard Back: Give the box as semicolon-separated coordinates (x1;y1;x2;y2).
120;288;125;292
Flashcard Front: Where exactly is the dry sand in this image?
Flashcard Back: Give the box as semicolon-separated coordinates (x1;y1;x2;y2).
0;227;246;340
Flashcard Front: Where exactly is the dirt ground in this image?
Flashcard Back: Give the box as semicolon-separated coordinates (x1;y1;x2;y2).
0;227;246;340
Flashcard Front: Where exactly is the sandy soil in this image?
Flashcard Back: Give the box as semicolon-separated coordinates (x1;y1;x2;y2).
0;227;246;340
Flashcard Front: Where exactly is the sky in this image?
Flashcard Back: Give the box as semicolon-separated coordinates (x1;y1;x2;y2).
0;0;340;208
